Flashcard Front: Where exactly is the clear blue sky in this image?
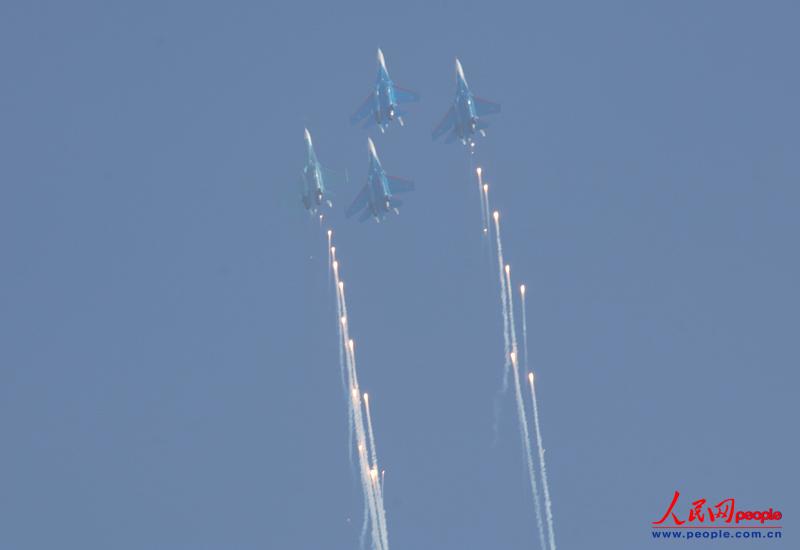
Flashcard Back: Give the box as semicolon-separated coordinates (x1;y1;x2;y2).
1;1;797;548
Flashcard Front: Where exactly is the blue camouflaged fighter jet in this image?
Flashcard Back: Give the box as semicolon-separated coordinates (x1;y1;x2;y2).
298;128;346;213
346;138;414;222
350;49;420;133
432;58;500;151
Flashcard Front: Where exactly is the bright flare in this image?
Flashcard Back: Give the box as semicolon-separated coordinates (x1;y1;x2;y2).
491;209;547;550
328;237;390;550
476;166;488;233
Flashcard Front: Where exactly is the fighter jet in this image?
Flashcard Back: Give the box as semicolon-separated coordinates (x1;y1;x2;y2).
432;59;500;150
350;49;420;132
298;128;345;213
346;138;414;222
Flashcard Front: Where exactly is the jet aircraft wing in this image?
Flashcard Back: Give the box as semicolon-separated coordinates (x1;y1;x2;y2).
474;96;501;116
357;208;373;223
432;106;456;140
394;85;420;104
387;176;415;194
350;93;374;125
346;183;371;219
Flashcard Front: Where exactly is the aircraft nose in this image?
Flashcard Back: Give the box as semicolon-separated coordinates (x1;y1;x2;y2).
455;58;466;83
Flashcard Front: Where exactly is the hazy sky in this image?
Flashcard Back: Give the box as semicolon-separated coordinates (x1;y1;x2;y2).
1;1;797;548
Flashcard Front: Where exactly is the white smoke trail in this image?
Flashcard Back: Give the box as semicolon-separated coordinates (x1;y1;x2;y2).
491;212;512;393
520;285;529;376
482;182;491;240
522;284;557;550
492;214;546;550
504;264;518;361
476;167;488;234
363;394;379;475
356;437;383;550
330;241;390;550
528;373;556;550
332;256;353;466
360;490;369;550
510;351;547;550
347;345;384;550
364;394;389;550
337;276;379;548
327;230;333;281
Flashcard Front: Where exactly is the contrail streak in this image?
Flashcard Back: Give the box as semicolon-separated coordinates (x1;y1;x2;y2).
364;394;379;481
348;345;384;550
529;372;556;550
360;491;369;550
520;285;529;376
364;393;389;550
492;214;546;550
509;351;547;550
482;182;491;240
477;167;488;234
330;238;390;550
505;265;519;364
327;230;333;281
492;212;512;393
338;276;379;548
332;255;353;466
522;284;557;550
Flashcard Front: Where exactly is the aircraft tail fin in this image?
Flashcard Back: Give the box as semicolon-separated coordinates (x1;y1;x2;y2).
351;93;374;126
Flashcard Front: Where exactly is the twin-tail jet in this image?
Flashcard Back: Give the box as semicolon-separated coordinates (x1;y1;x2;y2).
298;128;346;213
432;58;500;150
346;138;415;222
351;49;420;133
